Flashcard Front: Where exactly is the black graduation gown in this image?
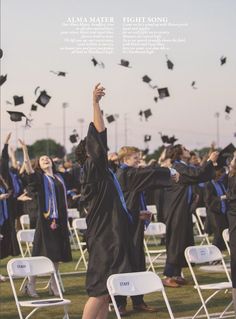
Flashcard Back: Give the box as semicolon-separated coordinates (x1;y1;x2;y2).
163;160;215;268
116;165;171;272
0;185;20;259
204;181;228;250
26;172;72;263
226;175;236;287
80;123;133;297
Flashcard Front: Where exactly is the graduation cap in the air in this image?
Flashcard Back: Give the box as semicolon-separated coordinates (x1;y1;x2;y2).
118;59;131;68
166;55;174;70
220;56;227;65
7;111;31;127
154;96;158;103
144;135;151;142
142;148;149;156
106;115;116;123
13;95;24;106
191;81;197;89
35;90;51;107
143;109;152;120
31;104;38;111
69;130;79;143
0;48;3;59
50;70;67;76
217;143;236;168
225;105;233;119
91;57;105;68
158;87;170;99
0;74;7;86
142;75;157;89
159;132;178;145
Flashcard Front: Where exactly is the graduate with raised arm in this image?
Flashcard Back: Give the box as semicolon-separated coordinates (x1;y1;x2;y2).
79;84;133;319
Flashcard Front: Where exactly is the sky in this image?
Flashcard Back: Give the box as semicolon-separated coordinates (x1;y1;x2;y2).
1;0;236;154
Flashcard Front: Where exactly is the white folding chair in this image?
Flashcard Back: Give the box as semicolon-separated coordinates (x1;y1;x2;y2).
107;271;174;319
67;209;80;248
20;214;30;230
146;205;158;221
144;222;166;272
7;256;70;319
72;218;88;271
192;214;211;246
223;228;230;256
185;245;232;319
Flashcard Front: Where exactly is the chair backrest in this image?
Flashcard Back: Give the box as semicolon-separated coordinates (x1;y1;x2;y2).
196;207;207;218
107;271;164;296
67;208;80;219
7;256;54;278
20;214;30;229
72;218;87;230
185;245;223;264
144;222;166;236
17;229;35;244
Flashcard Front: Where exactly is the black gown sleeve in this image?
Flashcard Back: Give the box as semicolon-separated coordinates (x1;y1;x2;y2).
175;161;215;185
0;144;10;182
86;122;108;167
204;182;222;214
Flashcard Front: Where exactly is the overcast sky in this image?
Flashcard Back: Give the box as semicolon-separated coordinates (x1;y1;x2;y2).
1;0;236;154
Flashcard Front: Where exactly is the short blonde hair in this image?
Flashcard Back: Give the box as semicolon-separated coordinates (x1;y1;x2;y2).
118;146;140;162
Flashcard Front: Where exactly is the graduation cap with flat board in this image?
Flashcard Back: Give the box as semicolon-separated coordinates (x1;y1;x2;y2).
118;59;131;68
144;135;151;142
158;87;170;99
35;90;51;107
159;132;178;145
31;104;38;111
69;130;79;143
50;70;67;76
91;57;105;68
166;55;174;70
106;115;116;123
191;81;197;89
217;143;236;168
220;56;227;65
0;74;7;86
225;105;233;119
0;48;3;59
7;111;32;127
13;95;24;106
142;75;157;89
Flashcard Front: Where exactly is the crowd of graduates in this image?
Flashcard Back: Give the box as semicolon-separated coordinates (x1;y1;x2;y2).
1;84;236;318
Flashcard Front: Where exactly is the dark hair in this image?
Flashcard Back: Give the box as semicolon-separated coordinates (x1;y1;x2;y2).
75;138;87;166
169;144;183;163
34;156;57;174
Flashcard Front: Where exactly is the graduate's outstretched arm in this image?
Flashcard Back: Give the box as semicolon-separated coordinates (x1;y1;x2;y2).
18;139;34;174
93;83;105;132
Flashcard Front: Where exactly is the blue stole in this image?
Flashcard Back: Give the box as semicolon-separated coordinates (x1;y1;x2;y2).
43;173;68;221
0;187;9;226
175;160;192;205
9;171;22;198
108;167;133;223
211;180;227;214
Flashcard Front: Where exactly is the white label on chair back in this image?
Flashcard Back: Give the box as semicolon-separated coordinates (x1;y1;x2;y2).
12;260;30;276
118;280;135;293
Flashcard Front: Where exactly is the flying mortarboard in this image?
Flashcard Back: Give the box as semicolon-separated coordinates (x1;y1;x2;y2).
191;81;197;89
159;132;177;145
166;55;174;70
142;75;158;89
142;148;149;156
0;74;7;86
7;111;27;122
50;70;67;76
91;57;105;68
69;130;79;143
158;87;170;99
0;48;3;59
143;109;152;120
217;143;236;168
118;59;131;68
13;95;24;106
225;105;233;119
31;104;38;111
154;96;158;103
35;90;51;107
168;135;178;144
106;115;116;123
220;56;227;65
144;135;151;142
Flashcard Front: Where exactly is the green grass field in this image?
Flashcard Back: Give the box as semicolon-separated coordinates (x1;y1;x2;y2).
0;248;234;318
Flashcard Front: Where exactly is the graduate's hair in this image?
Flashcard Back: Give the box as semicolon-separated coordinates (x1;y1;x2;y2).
75;138;87;166
169;144;184;163
34;156;57;174
118;146;140;163
229;157;236;177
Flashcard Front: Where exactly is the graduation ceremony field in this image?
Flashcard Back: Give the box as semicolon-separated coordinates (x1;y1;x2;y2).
0;248;234;319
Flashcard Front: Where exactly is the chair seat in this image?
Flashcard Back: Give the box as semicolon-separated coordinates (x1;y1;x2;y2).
19;298;71;308
197;282;232;290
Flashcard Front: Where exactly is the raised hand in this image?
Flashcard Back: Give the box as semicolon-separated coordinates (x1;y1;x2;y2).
93;83;105;104
208;151;219;163
4;132;12;144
